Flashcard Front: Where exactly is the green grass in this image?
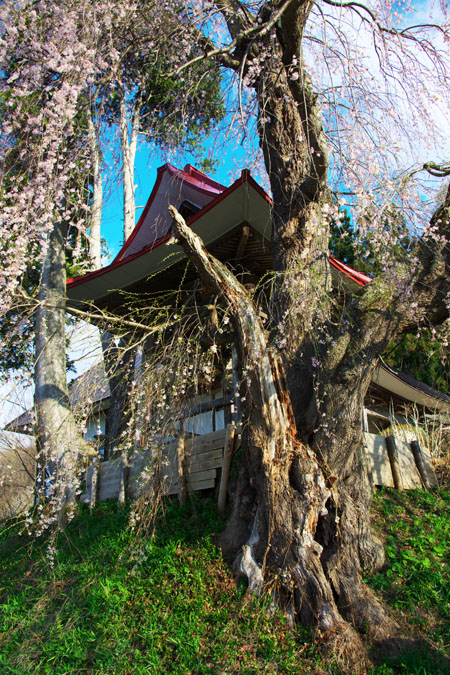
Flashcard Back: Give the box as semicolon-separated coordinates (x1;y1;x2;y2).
1;489;449;674
0;498;322;675
367;487;450;674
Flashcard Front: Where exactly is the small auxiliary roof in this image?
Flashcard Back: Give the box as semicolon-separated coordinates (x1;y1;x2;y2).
374;360;450;413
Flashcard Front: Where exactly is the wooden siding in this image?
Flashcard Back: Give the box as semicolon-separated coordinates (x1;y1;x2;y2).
84;428;228;503
82;429;437;506
364;433;436;488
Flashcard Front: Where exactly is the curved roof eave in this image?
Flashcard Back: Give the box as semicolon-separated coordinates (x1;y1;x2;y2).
373;360;450;413
67;169;272;306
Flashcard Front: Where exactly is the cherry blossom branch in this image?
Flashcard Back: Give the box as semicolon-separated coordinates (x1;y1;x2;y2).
322;0;448;40
424;162;450;178
16;287;176;334
168;0;299;76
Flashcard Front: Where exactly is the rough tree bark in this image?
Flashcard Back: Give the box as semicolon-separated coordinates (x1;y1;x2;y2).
34;220;92;527
192;0;450;651
169;168;449;658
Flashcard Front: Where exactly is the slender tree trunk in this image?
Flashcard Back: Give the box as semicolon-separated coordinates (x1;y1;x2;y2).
34;220;91;527
101;92;142;492
119;92;141;241
87;107;103;270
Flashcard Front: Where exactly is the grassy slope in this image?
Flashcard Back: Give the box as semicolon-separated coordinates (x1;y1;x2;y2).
0;489;449;675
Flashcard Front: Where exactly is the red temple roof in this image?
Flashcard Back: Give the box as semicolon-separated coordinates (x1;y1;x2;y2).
67;164;370;303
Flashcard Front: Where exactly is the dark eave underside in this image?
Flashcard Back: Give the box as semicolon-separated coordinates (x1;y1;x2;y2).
72;224;272;316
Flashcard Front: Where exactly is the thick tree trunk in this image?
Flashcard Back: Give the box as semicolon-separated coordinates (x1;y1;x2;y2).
34;220;92;527
180;0;449;659
169;207;396;666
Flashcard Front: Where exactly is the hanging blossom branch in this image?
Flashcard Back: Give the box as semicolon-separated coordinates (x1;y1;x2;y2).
168;0;300;76
322;0;449;40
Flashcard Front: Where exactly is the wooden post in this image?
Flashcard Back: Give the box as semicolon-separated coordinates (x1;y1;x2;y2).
218;423;236;513
362;408;369;433
88;456;100;510
118;449;129;504
410;440;431;490
231;345;240;424
177;423;187;505
386;435;403;491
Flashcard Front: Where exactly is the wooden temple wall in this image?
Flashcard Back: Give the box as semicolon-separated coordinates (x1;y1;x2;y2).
83;428;229;504
82;429;437;506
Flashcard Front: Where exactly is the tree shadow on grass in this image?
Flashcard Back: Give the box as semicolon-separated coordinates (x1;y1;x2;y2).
371;637;450;674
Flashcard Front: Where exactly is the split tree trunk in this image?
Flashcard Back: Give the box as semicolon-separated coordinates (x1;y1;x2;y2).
169;207;395;661
34;220;92;527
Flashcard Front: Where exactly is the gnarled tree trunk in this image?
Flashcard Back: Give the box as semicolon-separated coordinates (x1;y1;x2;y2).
170;0;450;660
170;207;389;662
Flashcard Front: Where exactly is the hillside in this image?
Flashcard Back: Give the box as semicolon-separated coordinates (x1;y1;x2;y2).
0;490;449;674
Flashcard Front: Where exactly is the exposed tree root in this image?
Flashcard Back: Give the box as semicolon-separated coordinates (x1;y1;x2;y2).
169;206;399;658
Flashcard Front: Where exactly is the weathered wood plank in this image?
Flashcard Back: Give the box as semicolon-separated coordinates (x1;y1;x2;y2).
420;445;438;486
98;478;121;501
167;477;216;496
189;455;223;472
394;439;422;490
363;433;433;489
151;467;219;482
185;429;227;452
364;433;394;487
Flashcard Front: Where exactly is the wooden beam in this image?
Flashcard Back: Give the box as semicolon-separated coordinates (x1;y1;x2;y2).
235;224;250;259
410;440;431;490
179;395;233;419
386;436;403;490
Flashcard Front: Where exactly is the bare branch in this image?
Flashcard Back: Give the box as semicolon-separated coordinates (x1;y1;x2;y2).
169;0;300;76
322;0;448;40
424;162;450;178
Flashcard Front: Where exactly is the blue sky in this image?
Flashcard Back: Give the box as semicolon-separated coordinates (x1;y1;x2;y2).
101;130;261;260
